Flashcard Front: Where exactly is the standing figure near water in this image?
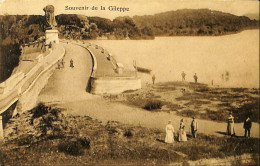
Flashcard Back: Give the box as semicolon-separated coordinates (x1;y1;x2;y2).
178;119;187;142
152;74;156;84
193;73;198;83
227;113;235;136
165;120;175;143
181;71;186;81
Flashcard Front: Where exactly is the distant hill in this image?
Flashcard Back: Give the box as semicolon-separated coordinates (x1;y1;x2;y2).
132;9;259;36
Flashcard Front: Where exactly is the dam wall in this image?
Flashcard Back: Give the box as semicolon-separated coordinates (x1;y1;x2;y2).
0;44;65;115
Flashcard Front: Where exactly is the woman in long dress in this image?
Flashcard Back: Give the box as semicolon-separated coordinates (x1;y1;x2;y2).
178;119;187;142
227;113;235;136
165;120;175;143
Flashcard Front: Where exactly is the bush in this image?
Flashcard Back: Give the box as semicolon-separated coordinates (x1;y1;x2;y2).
124;130;133;138
30;103;49;120
178;109;197;117
144;100;162;110
58;139;84;156
0;150;6;165
77;137;90;149
17;134;34;146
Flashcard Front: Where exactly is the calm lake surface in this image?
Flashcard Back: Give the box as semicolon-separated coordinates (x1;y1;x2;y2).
93;30;259;88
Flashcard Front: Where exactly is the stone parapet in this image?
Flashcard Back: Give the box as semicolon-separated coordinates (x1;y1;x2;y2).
90;76;141;94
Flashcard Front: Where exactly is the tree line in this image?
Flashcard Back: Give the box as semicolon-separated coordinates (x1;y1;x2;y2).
0;9;259;82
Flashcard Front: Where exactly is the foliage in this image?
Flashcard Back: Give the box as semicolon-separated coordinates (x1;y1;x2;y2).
230;99;260;123
58;139;84;156
133;9;259;36
144;100;163;110
0;42;21;82
124;130;133;138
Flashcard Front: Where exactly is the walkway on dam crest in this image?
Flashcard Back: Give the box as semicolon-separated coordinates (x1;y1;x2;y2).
38;43;96;103
72;41;136;77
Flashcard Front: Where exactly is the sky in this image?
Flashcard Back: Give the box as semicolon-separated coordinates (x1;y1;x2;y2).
0;0;259;20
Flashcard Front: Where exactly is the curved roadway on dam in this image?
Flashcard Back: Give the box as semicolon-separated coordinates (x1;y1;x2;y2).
37;41;259;138
38;42;96;103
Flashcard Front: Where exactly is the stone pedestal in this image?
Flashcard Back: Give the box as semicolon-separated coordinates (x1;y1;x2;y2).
45;29;59;44
0;116;3;139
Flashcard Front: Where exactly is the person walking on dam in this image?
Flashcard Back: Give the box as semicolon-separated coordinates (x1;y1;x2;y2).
61;59;65;68
181;71;186;81
70;59;74;68
193;73;198;83
227;113;235;136
152;74;156;84
57;60;60;69
191;117;198;138
243;116;252;138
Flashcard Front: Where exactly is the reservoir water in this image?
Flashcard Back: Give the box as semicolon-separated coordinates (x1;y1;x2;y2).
93;30;259;88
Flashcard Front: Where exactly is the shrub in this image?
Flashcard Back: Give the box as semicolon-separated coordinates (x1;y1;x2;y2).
17;134;34;146
195;87;210;92
179;109;197;117
30;103;49;119
144;100;162;110
0;150;6;165
124;130;133;138
48;127;66;139
77;137;90;149
58;139;84;156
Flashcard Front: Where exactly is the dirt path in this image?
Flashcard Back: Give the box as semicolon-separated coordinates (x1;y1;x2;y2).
38;42;259;138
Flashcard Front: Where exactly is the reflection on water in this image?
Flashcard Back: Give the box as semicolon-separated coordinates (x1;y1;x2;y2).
93;30;259;88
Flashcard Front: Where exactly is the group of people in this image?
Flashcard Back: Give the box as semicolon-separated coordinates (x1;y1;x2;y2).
151;72;198;85
226;113;252;138
57;59;74;69
182;71;198;83
165;117;198;143
165;113;253;144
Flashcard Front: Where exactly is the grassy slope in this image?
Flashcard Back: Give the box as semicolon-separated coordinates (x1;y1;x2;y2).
104;82;260;123
0;104;259;165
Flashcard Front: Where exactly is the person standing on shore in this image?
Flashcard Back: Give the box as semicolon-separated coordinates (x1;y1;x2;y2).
152;74;156;85
181;71;186;81
165;120;175;143
193;73;198;83
227;113;235;136
243;116;252;138
191;117;198;138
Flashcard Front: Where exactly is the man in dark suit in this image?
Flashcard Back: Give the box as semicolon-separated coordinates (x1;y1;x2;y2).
243;116;252;138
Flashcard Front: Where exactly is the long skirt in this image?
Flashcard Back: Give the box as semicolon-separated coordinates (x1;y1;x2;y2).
178;129;187;142
227;123;235;135
165;131;174;143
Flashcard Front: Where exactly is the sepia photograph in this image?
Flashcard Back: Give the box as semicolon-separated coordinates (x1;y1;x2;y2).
0;0;259;165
